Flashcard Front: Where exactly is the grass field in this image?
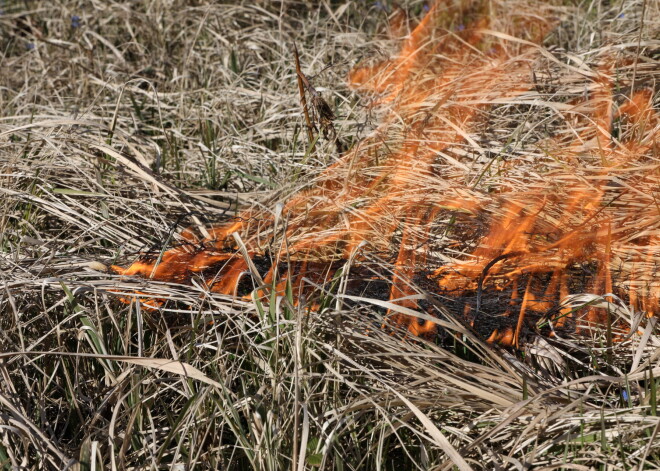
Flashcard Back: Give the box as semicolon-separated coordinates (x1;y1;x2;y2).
1;0;659;469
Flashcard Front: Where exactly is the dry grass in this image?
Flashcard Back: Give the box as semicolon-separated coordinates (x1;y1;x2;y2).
1;0;659;469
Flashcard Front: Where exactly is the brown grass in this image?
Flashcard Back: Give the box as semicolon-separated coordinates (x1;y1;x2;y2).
1;0;659;469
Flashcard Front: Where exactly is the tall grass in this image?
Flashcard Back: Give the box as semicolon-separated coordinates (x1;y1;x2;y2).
1;0;659;469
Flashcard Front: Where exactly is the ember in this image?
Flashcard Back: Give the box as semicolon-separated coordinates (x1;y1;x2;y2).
113;0;659;346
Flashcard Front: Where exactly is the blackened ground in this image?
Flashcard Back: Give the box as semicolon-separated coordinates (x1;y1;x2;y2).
200;253;624;346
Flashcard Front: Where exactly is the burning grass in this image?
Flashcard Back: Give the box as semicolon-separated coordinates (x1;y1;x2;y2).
1;0;659;469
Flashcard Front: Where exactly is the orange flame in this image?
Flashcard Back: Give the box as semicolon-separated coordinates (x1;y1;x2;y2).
113;0;659;345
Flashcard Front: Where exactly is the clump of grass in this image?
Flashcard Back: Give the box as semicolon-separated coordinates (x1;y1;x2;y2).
1;0;659;469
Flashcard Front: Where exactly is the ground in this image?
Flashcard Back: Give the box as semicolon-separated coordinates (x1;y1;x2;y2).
0;0;659;469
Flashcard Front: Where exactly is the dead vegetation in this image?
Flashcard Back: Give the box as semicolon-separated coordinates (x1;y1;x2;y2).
0;0;659;469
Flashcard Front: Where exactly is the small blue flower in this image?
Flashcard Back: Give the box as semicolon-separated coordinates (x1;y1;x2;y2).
617;13;625;19
621;389;629;401
456;24;465;32
26;43;35;50
71;15;81;28
423;3;430;12
373;1;386;11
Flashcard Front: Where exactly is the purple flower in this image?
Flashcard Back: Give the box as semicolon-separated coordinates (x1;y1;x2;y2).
617;13;625;19
26;43;35;50
71;15;81;28
456;24;465;32
423;3;430;12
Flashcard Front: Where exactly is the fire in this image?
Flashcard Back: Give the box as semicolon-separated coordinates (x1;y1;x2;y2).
113;0;659;346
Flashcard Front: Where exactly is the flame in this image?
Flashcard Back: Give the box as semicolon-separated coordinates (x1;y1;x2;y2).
113;0;659;345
